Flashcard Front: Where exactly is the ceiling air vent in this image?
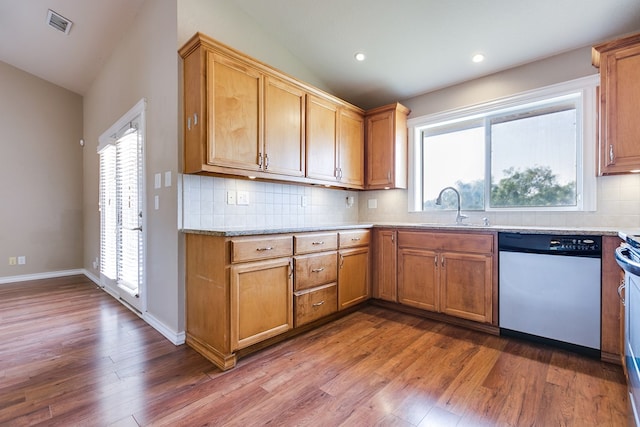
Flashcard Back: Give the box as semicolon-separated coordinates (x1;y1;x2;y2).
47;9;73;35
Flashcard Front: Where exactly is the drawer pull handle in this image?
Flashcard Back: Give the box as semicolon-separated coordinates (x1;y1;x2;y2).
256;247;273;251
351;237;361;241
312;300;325;307
312;241;325;245
311;267;325;273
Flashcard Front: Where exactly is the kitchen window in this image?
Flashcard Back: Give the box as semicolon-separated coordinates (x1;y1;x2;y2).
408;76;598;212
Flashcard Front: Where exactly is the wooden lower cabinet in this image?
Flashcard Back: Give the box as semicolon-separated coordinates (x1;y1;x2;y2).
186;229;370;371
338;246;370;310
186;233;293;370
230;257;293;350
398;248;438;311
396;230;495;324
601;235;624;364
373;229;398;302
294;283;338;326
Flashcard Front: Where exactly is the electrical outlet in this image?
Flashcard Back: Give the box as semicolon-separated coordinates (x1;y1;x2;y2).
8;257;16;266
17;256;26;265
226;191;236;205
237;191;249;205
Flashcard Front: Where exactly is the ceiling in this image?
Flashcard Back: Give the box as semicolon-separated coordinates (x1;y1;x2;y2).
1;1;639;108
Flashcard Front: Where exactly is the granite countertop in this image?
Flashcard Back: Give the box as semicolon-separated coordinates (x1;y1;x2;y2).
181;223;374;237
181;222;625;237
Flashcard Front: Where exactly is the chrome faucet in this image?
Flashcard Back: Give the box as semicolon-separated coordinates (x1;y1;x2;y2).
435;186;468;224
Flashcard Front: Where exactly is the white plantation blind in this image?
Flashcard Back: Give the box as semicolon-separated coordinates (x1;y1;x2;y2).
116;127;143;294
98;99;145;300
99;145;117;280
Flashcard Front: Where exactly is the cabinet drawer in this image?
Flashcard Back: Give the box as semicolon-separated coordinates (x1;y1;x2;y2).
339;229;370;248
294;232;338;254
231;235;293;263
398;231;493;254
294;252;338;291
294;283;337;327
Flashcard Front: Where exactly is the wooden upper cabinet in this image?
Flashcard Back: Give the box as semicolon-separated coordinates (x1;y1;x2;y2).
264;76;305;177
338;107;365;188
208;52;262;172
306;96;365;189
306;94;339;182
365;102;410;189
179;33;364;188
593;32;640;175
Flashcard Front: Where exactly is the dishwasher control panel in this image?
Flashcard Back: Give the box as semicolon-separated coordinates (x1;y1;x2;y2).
499;232;601;256
549;237;599;252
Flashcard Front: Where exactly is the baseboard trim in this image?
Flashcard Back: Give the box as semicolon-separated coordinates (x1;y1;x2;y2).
0;269;86;285
0;270;187;347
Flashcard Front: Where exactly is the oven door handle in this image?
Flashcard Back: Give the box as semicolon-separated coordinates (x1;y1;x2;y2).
615;243;640;276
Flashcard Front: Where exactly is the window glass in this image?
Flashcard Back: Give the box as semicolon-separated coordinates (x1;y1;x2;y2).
408;79;596;213
422;124;485;210
490;107;577;207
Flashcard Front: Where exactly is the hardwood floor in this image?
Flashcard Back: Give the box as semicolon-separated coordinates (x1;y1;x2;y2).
0;275;630;426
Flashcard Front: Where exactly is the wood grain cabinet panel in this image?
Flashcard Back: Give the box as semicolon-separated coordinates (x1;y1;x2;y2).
264;76;305;177
231;257;293;351
337;230;371;310
294;232;338;255
338;107;365;187
294;283;338;327
601;235;624;364
396;230;495;324
373;229;398;302
398;247;439;311
179;33;364;188
306;94;339;182
365;102;410;189
593;33;640;175
294;252;338;291
207;52;262;171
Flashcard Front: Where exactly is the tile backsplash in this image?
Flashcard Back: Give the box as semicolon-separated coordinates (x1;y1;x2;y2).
182;173;640;230
182;175;359;230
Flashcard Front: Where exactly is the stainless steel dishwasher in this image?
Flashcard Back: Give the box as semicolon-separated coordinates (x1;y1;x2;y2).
499;232;601;357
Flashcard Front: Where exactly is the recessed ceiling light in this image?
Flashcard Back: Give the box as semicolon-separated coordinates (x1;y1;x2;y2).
354;52;366;62
472;53;485;63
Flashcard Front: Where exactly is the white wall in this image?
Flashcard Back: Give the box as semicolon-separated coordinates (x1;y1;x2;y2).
0;61;83;281
83;0;181;339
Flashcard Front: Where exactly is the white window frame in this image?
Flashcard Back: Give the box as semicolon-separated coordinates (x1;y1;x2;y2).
407;75;598;213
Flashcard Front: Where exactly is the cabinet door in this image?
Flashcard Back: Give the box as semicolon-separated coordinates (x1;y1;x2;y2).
440;252;492;323
208;52;262;171
338;247;370;310
264;76;305;177
366;109;395;188
306;94;338;182
599;43;640;174
374;230;397;302
365;103;409;189
338;107;364;188
398;248;439;312
230;257;292;350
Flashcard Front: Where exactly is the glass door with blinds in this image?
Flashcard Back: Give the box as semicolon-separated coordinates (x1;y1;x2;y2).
98;99;146;314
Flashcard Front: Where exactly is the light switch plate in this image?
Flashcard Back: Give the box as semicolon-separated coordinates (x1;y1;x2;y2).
154;173;161;189
164;171;171;187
